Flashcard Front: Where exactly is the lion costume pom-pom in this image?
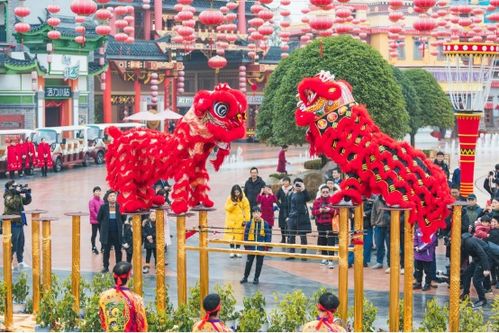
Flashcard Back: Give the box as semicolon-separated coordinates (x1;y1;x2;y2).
295;71;454;241
105;84;248;214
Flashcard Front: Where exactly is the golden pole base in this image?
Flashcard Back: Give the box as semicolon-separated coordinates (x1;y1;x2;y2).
132;214;143;296
28;210;45;315
403;212;414;332
155;209;166;312
65;212;87;314
337;207;349;322
353;206;363;332
449;204;464;332
2;217;15;331
388;209;401;332
176;215;187;305
40;217;57;292
197;210;210;312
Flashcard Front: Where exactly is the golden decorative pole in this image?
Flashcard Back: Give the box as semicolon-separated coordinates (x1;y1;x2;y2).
1;216;17;331
155;208;166;312
449;203;464;332
353;205;364;332
403;211;414;332
191;206;215;311
26;209;47;315
132;214;143;296
176;214;188;305
337;206;350;322
65;212;88;313
388;209;401;332
41;217;57;291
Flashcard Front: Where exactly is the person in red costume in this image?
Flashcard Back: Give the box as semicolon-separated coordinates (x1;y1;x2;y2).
24;137;36;175
6;139;21;179
99;261;148;332
36;138;53;177
276;145;290;174
256;185;277;228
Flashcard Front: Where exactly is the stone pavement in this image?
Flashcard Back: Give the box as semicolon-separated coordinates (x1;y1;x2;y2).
0;137;498;330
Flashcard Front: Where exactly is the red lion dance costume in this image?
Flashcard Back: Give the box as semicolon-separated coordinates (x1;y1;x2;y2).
106;83;247;214
295;71;453;241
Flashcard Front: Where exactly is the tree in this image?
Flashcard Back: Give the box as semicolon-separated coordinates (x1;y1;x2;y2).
392;66;423;146
257;36;409;145
403;68;454;141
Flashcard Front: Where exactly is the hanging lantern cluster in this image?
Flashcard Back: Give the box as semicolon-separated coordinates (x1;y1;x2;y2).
177;70;185;95
215;0;239;58
172;0;197;52
279;0;290;59
150;72;159;105
247;1;275;63
70;0;98;46
95;1;113;37
411;0;438;58
239;65;247;94
142;0;151;10
14;0;31;35
387;0;406;59
112;4;135;43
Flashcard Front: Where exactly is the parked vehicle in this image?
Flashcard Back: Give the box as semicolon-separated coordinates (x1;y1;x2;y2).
0;129;34;177
32;126;90;172
86;122;145;164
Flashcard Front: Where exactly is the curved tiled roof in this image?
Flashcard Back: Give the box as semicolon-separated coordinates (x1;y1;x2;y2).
106;39;166;60
110;0;257;13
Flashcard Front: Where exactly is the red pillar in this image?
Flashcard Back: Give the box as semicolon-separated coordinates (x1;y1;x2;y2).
134;77;141;114
238;0;246;34
456;113;481;197
154;0;163;33
172;77;177;112
110;9;117;36
164;76;170;109
103;67;112;123
144;9;151;40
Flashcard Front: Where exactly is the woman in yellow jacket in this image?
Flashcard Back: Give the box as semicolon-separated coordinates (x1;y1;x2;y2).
224;184;250;258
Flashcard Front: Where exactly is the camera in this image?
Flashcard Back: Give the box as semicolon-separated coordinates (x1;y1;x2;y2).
14;184;31;195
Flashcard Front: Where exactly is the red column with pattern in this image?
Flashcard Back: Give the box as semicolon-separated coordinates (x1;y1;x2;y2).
456;113;481;197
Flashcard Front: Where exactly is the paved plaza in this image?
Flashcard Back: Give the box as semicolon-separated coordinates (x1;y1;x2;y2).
1;137;498;329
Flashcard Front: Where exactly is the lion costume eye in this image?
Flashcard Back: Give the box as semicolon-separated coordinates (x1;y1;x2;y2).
214;102;228;118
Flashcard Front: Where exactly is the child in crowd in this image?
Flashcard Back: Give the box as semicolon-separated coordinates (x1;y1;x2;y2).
474;215;492;240
122;217;133;263
142;211;157;274
413;226;437;291
257;185;277;229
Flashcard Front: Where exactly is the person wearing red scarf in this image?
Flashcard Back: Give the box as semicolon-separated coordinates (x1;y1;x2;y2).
192;294;232;332
98;262;148;332
302;293;346;332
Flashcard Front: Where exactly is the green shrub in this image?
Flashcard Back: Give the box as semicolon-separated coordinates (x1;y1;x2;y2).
13;272;29;304
80;293;102;332
170;303;195;332
37;277;79;331
214;284;239;322
489;297;499;332
146;306;172;332
417;298;448;332
238;291;267;332
347;298;377;332
0;280;6;315
304;159;323;170
268;290;308;332
459;298;488;331
269;173;289;180
24;298;33;314
187;283;201;320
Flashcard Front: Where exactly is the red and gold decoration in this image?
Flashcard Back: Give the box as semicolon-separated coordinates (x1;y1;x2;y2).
105;84;248;214
295;71;453;241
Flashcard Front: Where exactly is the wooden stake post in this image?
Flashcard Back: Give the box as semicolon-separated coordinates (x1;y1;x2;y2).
449;203;465;332
1;215;18;331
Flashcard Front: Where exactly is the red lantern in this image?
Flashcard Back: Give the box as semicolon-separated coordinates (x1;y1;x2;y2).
280;9;290;17
178;10;193;21
96;0;111;3
126;36;134;44
226;34;237;43
172;35;183;43
458;17;472;27
124;15;134;23
114;6;128;16
70;0;97;16
249;18;264;28
258;9;273;21
199;9;224;26
48;30;61;39
114;33;128;42
208;55;227;70
75;16;86;23
96;9;112;20
115;19;128;29
178;0;193;4
226;13;237;22
309;15;333;31
124;26;134;34
75;35;86;44
389;0;403;9
15;7;30;18
491;0;499;7
457;5;472;15
413;0;437;11
258;24;274;35
280;21;290;28
335;7;351;19
335;24;353;34
47;5;61;14
47;17;61;27
488;13;499;22
251;4;263;14
177;26;194;36
96;25;112;35
75;26;86;34
227;2;238;10
389;25;403;34
15;22;30;33
310;0;333;7
260;0;273;4
182;19;196;28
389;12;404;22
281;0;291;5
413;16;436;32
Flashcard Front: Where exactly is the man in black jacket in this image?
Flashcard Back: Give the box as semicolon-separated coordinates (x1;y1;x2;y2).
244;167;266;212
461;232;491;308
98;190;126;273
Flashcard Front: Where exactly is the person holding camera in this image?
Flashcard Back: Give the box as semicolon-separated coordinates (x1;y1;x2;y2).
286;178;312;259
3;180;32;269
